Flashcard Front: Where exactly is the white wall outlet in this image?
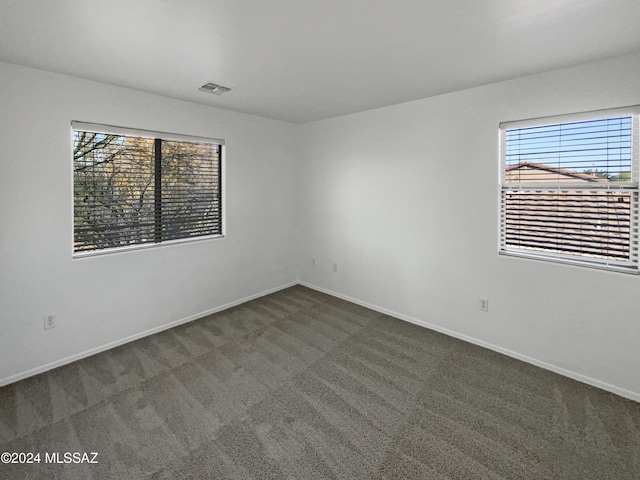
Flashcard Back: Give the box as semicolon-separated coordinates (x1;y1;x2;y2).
44;314;57;330
479;298;489;312
312;258;316;266
332;263;338;272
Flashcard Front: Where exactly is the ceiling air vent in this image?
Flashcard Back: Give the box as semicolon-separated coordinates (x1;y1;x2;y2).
199;82;232;95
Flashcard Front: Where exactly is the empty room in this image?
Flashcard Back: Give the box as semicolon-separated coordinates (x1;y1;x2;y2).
1;1;640;478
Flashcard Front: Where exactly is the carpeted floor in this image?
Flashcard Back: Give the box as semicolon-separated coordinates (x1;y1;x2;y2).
0;285;639;479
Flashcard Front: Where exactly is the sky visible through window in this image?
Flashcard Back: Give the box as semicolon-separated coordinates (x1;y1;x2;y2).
504;116;632;181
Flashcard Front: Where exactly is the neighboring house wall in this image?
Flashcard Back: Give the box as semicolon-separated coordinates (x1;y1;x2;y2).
504;190;631;259
504;162;629;260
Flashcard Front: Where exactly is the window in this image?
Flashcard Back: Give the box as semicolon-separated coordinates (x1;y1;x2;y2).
72;122;223;255
499;107;639;274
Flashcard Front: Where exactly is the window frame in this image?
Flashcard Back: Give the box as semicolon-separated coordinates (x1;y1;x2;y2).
499;107;640;274
71;121;225;258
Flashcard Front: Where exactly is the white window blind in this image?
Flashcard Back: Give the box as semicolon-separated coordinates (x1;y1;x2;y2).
72;122;223;256
499;107;639;274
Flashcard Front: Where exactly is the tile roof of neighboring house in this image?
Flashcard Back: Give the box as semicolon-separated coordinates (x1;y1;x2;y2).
506;162;608;182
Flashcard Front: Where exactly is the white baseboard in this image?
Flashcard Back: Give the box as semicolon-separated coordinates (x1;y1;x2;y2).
299;281;640;403
5;279;639;403
0;281;297;387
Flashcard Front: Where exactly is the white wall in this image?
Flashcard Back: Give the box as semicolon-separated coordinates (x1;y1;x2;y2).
298;53;640;401
0;62;299;384
3;53;640;401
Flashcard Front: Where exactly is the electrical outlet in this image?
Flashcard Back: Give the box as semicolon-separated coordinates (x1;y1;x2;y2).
44;314;57;330
312;258;316;266
332;263;338;272
479;298;489;312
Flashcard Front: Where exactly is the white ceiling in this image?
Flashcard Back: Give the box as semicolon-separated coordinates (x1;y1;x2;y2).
1;0;639;124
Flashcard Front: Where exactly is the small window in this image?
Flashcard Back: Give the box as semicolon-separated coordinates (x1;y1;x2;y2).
72;122;223;256
499;108;639;274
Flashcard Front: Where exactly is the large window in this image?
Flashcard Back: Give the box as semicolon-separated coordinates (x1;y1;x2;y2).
73;122;223;255
499;107;639;274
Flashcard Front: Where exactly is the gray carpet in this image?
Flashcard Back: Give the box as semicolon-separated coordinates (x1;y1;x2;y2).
0;285;639;479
